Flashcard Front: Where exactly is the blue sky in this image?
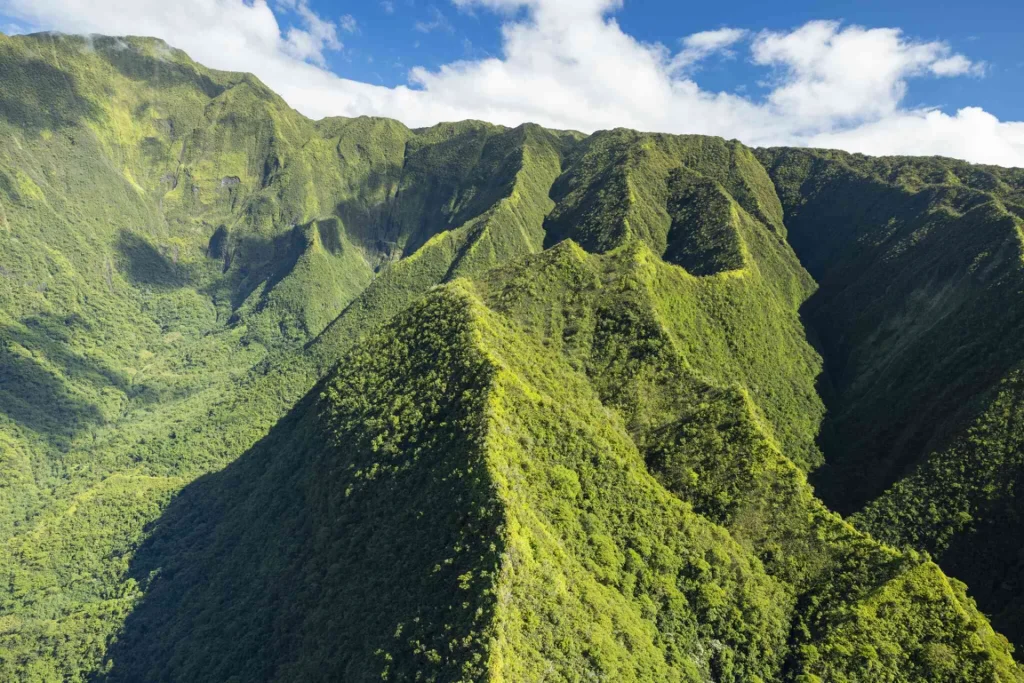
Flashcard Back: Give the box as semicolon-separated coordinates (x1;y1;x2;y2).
1;0;1022;165
306;0;1023;121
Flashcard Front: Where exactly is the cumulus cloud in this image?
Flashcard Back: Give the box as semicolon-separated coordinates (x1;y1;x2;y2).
809;108;1024;169
0;0;1021;166
751;21;981;129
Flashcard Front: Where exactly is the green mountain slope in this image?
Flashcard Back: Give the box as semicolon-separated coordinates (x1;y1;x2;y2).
757;147;1024;652
0;32;571;678
100;276;1019;682
0;30;1021;682
472;240;1018;682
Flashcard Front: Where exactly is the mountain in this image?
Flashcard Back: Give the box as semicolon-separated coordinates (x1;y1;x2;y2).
0;30;1021;682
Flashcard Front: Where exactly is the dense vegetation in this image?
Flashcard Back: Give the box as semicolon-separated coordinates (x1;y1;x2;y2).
0;30;1021;681
757;147;1024;651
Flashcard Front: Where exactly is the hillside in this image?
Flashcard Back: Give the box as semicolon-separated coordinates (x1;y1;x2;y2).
99;279;1019;682
0;30;1021;681
757;147;1024;650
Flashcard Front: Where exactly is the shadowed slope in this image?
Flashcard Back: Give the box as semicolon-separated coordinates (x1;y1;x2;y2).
103;291;502;682
758;146;1024;654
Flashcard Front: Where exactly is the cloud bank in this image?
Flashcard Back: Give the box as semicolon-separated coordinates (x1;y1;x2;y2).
2;0;1022;166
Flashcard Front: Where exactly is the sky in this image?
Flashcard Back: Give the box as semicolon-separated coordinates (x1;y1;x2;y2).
1;0;1022;167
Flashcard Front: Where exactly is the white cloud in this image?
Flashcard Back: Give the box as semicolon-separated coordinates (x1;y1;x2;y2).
279;0;342;65
809;107;1024;169
671;27;748;73
931;54;983;77
380;1;395;14
750;21;984;129
1;0;1021;167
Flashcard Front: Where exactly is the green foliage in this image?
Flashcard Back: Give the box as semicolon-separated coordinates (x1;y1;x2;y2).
472;239;1020;682
759;146;1024;651
0;32;568;680
856;369;1024;651
99;291;503;682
